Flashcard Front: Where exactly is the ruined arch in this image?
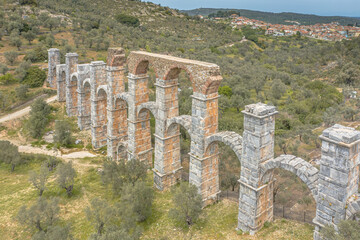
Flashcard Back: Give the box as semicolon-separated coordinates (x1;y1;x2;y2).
134;60;150;76
117;142;128;161
166;115;192;136
137;102;158;120
260;155;319;202
204;131;243;162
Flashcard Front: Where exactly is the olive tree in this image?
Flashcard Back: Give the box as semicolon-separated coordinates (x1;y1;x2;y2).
169;182;202;227
55;161;77;196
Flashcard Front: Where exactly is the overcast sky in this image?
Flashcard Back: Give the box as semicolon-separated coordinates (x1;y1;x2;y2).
149;0;360;17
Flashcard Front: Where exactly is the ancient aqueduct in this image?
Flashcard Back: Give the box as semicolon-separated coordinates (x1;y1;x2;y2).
48;48;360;239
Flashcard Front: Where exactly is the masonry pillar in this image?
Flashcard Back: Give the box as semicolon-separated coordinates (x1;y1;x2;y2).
237;103;277;235
313;124;360;240
106;48;127;160
127;73;152;165
76;64;91;130
90;61;107;148
189;91;220;205
56;64;66;102
47;48;60;89
65;53;79;116
153;78;182;190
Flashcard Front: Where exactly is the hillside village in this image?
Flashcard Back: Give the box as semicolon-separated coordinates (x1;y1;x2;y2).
208;14;360;41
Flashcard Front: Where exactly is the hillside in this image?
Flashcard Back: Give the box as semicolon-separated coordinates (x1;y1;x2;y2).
0;0;360;239
182;8;360;25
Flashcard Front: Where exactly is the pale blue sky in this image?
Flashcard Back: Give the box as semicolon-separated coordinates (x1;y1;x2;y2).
150;0;360;17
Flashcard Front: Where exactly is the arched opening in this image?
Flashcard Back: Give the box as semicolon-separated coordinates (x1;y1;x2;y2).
135;60;149;75
83;82;91;117
136;108;155;168
166;122;191;182
70;75;78;112
204;142;241;202
117;143;127;161
59;71;66;101
262;169;317;224
113;98;128;160
96;88;108;147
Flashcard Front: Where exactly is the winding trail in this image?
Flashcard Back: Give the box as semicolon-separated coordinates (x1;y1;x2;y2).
0;95;57;124
0;95;100;170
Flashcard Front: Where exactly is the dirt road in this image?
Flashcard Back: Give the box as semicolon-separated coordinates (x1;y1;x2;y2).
0;95;57;124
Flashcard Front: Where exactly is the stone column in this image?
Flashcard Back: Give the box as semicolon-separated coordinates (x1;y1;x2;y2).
47;48;60;89
107;65;126;159
313;124;360;240
189;92;220;205
237;103;277;235
127;73;152;165
77;64;91;130
56;64;66;102
153;78;182;190
90;61;106;148
65;53;79;116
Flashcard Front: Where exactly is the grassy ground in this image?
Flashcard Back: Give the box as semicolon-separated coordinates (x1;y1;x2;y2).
0;154;314;240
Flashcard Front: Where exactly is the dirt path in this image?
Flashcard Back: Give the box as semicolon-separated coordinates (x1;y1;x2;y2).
0;95;57;124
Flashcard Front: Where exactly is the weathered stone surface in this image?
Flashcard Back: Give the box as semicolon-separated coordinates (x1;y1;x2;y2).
48;48;360;240
47;48;60;89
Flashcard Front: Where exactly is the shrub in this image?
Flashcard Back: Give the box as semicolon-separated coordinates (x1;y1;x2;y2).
4;51;19;65
22;66;47;88
0;73;18;85
115;14;140;27
15;84;29;100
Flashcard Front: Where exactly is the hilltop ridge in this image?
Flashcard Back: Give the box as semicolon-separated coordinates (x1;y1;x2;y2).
181;8;359;25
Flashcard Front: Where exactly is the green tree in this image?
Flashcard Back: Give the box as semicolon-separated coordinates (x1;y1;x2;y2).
0;140;22;171
321;220;360;240
169;182;202;227
120;181;154;222
29;163;49;196
16;84;29;100
22;66;47;88
26;98;51;139
46;156;60;171
17;197;60;233
343;106;357;121
86;198;117;236
102;159;147;195
218;85;233;98
0;63;9;75
337;63;360;86
4;51;19;65
9;31;22;50
0;73;18;85
55;161;77;196
23;30;36;44
115;14;140;27
323;106;341;127
271;79;286;100
54;120;73;146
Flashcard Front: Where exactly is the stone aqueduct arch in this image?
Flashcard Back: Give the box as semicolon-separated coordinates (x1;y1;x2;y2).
48;49;360;239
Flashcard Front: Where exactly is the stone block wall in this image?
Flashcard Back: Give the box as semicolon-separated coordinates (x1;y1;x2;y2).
65;53;79;116
56;64;66;102
237;103;277;234
47;48;60;88
313;124;360;239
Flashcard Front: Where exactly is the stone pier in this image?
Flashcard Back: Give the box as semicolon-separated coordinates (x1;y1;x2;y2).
313;124;360;239
47;48;60;89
